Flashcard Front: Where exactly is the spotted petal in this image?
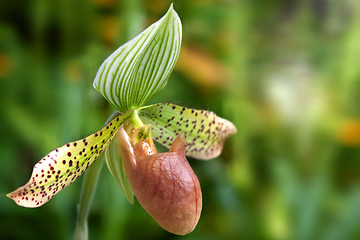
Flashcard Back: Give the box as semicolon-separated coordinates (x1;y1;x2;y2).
7;111;132;208
93;4;182;112
138;103;237;160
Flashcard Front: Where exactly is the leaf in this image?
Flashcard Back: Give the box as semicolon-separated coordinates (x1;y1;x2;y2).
7;111;132;208
93;4;182;112
138;103;237;160
105;132;134;204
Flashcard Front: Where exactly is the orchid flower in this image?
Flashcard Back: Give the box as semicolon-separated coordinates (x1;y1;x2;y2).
7;4;236;236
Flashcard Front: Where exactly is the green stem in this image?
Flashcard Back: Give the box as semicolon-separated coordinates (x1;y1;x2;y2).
123;109;144;135
74;111;119;240
130;109;143;128
74;156;104;240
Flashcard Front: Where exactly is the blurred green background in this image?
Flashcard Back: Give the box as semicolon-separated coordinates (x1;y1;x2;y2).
1;0;360;239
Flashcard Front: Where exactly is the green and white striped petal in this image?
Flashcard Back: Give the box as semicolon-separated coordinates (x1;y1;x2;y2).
138;103;237;160
7;111;132;208
93;4;182;112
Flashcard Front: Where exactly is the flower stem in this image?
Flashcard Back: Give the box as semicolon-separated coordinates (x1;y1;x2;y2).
74;156;104;240
74;111;119;240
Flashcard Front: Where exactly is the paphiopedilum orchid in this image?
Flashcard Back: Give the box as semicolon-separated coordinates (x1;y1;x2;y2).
7;4;236;236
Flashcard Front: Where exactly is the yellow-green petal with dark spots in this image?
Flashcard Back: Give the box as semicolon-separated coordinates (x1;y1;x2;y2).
138;103;237;160
7;111;132;208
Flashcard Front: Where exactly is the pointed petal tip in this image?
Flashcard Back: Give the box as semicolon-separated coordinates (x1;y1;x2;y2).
167;3;177;13
226;118;237;135
167;3;181;25
170;133;187;152
6;183;46;208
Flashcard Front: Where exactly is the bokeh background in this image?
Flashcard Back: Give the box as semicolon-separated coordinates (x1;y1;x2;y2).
1;0;360;239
